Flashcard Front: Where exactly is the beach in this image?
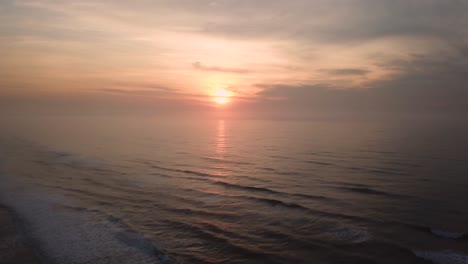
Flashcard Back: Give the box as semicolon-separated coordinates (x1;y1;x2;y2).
0;205;39;264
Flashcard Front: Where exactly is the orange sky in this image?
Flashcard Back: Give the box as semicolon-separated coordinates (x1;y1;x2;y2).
1;1;468;117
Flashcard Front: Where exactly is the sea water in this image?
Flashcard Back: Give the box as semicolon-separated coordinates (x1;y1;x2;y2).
1;116;467;264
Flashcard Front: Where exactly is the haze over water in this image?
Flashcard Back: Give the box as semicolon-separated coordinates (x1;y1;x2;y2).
1;116;468;264
2;1;468;263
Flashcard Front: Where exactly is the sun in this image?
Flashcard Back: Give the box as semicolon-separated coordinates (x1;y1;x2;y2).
214;97;229;104
212;88;231;105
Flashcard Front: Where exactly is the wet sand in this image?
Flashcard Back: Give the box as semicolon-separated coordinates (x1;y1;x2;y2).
0;204;39;264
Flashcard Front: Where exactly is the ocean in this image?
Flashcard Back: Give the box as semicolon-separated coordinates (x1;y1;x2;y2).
1;116;467;264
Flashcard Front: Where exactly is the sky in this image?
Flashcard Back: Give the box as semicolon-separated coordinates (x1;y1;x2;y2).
1;0;468;119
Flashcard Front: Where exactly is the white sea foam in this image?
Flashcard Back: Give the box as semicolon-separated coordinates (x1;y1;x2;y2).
0;175;177;264
414;250;468;264
324;224;370;243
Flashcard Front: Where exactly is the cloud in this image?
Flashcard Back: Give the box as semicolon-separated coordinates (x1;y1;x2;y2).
109;81;176;92
320;68;370;76
94;88;169;96
2;0;468;118
225;87;254;96
192;61;251;74
256;43;468;116
196;0;468;44
92;81;178;97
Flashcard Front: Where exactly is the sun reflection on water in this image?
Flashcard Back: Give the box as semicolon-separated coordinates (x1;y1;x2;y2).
213;120;230;176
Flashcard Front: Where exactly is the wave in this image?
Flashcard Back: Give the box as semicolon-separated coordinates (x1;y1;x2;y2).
201;156;254;165
145;160;291;183
414;250;468;264
177;188;352;221
231;195;309;210
160;220;283;264
430;229;466;239
269;155;293;160
214;181;279;194
44;150;109;171
180;188;312;212
182;188;378;225
58;186;162;208
164;207;241;221
365;168;410;176
173;169;212;177
336;241;432;263
136;160;212;177
212;181;332;201
320;225;370;244
341;165;409;176
275;170;305;176
328;181;370;188
337;186;403;198
381;160;421;168
356;150;396;155
0;178;179;264
403;224;467;240
149;164;213;177
304;160;334;166
115;230;179;264
149;168;271;185
47;179;381;233
304;151;349;159
259;167;276;171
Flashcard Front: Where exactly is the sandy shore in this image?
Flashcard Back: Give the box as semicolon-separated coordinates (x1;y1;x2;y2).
0;204;39;264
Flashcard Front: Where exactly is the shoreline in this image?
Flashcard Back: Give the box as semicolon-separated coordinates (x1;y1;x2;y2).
0;204;40;264
0;166;174;264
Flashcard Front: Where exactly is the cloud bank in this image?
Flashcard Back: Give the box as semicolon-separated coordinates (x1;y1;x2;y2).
1;0;467;118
